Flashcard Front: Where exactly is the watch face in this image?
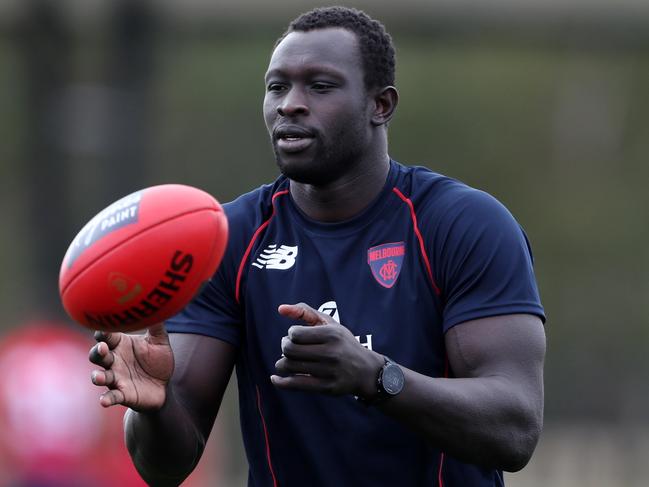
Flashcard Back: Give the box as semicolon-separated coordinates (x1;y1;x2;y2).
382;363;404;395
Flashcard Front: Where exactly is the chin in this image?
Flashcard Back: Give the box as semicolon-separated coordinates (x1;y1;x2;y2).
274;150;316;183
276;158;333;186
278;163;320;185
273;142;351;186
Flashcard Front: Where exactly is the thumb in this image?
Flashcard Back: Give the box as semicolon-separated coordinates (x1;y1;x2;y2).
278;303;330;326
145;322;169;344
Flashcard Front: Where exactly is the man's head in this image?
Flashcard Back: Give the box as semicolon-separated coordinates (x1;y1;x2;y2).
278;6;396;92
264;7;398;186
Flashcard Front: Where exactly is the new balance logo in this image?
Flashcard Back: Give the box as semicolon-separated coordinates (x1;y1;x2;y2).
252;244;298;270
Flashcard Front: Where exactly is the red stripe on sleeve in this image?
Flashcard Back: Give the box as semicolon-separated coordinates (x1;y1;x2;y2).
392;187;441;295
235;190;289;303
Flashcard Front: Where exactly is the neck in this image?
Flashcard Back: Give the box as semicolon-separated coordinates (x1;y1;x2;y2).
289;155;391;223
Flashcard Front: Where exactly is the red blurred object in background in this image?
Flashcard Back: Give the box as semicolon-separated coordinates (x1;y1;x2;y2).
0;322;217;486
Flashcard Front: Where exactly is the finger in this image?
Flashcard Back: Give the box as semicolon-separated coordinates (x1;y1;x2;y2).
88;342;115;368
270;374;333;393
147;322;166;337
91;369;116;388
93;330;122;350
99;389;126;408
286;325;334;345
278;303;330;326
275;357;333;377
145;323;169;345
281;337;332;361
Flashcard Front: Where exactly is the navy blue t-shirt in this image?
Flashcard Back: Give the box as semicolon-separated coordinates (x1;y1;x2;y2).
166;160;545;487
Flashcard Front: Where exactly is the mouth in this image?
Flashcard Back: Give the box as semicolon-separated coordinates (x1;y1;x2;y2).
273;125;316;153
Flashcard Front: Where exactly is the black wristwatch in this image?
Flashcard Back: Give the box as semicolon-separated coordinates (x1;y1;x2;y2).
357;356;405;406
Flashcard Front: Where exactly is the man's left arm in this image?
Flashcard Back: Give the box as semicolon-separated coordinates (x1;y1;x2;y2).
379;312;545;472
272;304;545;472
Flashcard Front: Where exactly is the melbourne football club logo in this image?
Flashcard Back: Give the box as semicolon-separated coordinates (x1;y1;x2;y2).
367;242;405;288
252;244;298;270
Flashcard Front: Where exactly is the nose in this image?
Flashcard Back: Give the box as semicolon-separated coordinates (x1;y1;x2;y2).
277;87;309;117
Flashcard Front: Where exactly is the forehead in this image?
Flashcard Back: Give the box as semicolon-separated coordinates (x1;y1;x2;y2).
266;28;362;79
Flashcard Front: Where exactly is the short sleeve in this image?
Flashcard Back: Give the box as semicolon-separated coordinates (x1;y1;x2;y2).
435;190;545;332
165;204;243;346
165;260;242;346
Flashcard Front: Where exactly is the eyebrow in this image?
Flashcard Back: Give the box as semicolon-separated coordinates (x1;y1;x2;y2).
264;65;346;82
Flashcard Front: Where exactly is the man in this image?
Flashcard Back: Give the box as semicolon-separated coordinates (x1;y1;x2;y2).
89;6;546;486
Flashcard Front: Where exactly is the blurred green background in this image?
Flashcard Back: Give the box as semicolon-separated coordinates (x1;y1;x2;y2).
0;0;648;485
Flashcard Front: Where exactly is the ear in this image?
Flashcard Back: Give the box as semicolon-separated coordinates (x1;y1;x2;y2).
370;86;399;126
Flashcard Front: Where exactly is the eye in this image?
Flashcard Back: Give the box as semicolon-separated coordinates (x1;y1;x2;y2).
267;82;287;93
311;82;335;92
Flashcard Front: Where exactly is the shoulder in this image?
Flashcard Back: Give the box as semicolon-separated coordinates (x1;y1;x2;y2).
393;161;534;272
394;162;517;230
224;176;288;225
214;175;289;276
223;176;289;244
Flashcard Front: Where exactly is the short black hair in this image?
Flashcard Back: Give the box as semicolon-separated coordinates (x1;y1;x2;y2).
278;6;396;91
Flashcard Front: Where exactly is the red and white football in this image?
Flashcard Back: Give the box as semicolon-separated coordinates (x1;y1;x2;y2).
59;184;228;332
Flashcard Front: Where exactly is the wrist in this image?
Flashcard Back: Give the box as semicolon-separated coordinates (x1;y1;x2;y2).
357;350;386;399
356;355;405;406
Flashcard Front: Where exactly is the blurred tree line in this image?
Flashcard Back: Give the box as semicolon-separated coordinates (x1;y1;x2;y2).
0;0;647;431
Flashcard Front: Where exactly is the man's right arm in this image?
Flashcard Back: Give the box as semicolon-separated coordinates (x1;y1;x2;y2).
90;332;236;487
124;333;236;486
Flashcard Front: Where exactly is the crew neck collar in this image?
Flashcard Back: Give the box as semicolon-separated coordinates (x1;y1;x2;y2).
285;160;401;238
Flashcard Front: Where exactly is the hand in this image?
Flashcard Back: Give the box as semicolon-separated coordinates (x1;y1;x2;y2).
271;303;384;397
89;324;174;411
